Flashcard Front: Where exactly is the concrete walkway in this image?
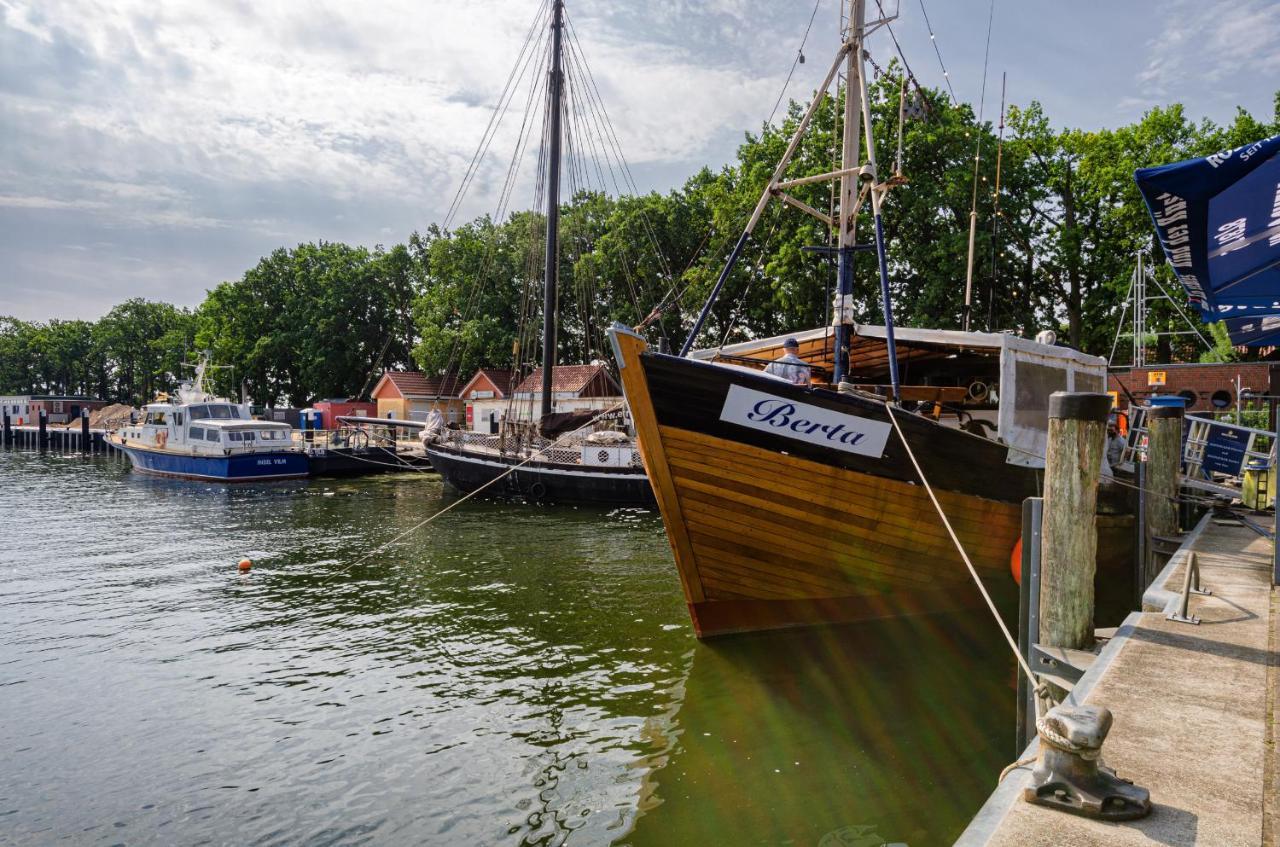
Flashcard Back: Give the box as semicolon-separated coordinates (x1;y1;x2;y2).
957;514;1278;846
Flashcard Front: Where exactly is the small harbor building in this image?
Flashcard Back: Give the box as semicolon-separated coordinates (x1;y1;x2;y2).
509;364;623;418
307;398;376;430
458;369;517;433
0;396;33;425
371;371;465;424
2;395;107;425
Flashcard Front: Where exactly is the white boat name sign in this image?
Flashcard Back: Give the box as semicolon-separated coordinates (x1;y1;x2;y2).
719;384;891;458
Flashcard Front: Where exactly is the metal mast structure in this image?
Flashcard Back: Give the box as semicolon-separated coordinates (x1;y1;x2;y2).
678;0;901;397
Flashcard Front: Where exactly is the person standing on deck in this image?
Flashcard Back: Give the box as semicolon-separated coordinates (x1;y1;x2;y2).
764;338;811;386
1105;422;1127;467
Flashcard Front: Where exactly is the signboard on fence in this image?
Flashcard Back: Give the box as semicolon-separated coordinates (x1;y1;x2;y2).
1148;371;1167;387
1201;423;1251;476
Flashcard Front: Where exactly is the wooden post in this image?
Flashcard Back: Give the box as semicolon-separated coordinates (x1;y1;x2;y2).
37;409;48;451
1144;404;1183;588
2;411;10;446
80;409;91;453
1040;391;1110;653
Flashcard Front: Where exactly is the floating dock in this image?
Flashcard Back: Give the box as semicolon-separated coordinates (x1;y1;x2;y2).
959;512;1278;845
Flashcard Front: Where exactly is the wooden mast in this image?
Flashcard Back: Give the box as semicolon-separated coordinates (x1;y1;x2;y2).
832;0;863;384
540;0;565;418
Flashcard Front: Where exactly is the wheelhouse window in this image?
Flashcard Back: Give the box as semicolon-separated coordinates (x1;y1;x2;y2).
145;411;167;425
204;430;220;442
189;426;205;440
189;405;210;421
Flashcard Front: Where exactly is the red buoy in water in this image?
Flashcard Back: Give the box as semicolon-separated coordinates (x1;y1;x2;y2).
238;558;252;572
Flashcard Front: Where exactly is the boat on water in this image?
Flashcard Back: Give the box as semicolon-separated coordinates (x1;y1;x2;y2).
106;357;308;482
424;0;653;506
608;1;1108;636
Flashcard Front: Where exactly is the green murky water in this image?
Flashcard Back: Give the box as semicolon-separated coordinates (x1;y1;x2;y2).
0;449;1013;845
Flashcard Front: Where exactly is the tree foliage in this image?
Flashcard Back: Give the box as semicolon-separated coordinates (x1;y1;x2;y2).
6;85;1279;403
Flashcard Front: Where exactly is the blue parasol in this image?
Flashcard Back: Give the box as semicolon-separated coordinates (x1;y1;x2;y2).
1135;134;1280;339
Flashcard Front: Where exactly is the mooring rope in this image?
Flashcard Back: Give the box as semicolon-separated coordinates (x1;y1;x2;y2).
335;403;626;573
883;402;1055;715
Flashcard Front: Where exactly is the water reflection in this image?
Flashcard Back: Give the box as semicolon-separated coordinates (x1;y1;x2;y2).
0;450;1010;846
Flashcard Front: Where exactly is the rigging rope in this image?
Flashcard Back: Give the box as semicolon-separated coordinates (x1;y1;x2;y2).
767;0;824;127
883;402;1043;692
916;0;957;104
332;403;624;576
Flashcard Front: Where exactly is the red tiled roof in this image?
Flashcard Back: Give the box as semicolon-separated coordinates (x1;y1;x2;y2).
376;371;462;399
513;364;619;396
458;368;518;398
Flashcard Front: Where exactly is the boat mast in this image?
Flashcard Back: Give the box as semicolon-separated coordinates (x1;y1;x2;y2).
832;0;864;384
540;0;565;418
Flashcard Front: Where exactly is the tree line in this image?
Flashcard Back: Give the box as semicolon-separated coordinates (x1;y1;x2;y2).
5;77;1277;406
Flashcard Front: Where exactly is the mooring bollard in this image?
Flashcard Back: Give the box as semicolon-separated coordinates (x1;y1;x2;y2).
1144;404;1184;588
1040;392;1110;655
1024;703;1151;819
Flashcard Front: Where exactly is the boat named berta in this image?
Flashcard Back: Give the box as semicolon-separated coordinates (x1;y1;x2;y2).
106;357;307;482
720;384;892;457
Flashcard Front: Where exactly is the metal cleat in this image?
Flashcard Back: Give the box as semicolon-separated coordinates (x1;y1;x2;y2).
1023;703;1152;821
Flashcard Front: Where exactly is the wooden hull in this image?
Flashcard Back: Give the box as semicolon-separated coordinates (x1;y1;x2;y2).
611;330;1035;638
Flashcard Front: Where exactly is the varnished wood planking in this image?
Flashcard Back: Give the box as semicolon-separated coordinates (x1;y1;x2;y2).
666;450;1017;558
679;493;961;587
660;425;1021;552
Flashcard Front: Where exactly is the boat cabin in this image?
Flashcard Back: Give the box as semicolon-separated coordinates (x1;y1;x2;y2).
693;324;1107;468
119;400;296;455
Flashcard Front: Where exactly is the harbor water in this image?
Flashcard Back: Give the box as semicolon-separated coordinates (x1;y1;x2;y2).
1;450;1014;846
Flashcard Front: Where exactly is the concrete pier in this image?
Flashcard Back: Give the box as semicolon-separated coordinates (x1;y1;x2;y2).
958;512;1278;846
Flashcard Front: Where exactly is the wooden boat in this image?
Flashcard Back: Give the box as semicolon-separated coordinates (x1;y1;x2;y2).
610;323;1105;637
606;0;1107;636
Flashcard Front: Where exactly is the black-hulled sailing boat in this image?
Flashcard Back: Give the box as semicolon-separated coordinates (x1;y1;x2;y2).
608;0;1107;636
425;0;654;506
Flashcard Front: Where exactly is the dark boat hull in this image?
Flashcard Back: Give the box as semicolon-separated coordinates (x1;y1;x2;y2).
426;444;655;506
612;330;1032;637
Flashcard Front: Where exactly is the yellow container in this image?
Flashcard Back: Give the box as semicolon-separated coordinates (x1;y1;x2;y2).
1242;462;1274;510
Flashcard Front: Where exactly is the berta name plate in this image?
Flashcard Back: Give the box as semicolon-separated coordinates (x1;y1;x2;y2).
719;384;891;458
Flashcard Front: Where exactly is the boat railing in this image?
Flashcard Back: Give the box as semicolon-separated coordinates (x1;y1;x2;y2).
440;428;643;468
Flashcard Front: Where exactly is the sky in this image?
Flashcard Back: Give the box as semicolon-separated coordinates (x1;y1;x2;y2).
1;0;1277;322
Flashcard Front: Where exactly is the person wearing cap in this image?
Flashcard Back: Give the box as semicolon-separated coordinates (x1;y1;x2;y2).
764;338;812;386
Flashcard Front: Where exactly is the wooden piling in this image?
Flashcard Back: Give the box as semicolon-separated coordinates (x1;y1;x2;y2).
37;410;48;451
1039;391;1110;653
1144;404;1184;588
80;410;90;453
2;412;10;446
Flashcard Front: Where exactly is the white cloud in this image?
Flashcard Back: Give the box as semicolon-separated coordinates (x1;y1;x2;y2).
1136;0;1280;98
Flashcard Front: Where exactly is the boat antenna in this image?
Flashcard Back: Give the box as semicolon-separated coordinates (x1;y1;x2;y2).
961;0;995;332
985;70;1006;331
540;0;565;418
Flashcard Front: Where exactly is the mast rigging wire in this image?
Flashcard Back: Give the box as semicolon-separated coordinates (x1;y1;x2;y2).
767;0;824;128
916;0;957;104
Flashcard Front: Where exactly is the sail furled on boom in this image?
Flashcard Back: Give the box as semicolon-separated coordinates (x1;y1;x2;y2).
1135;134;1280;345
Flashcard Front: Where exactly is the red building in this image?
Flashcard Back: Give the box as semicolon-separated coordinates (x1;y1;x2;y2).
1107;362;1279;414
309;398;376;430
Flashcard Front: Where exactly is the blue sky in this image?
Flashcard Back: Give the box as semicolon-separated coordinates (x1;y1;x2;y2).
1;0;1277;321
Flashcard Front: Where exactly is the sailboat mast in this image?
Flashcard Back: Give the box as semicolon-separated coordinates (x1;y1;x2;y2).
832;0;864;385
540;0;565;418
